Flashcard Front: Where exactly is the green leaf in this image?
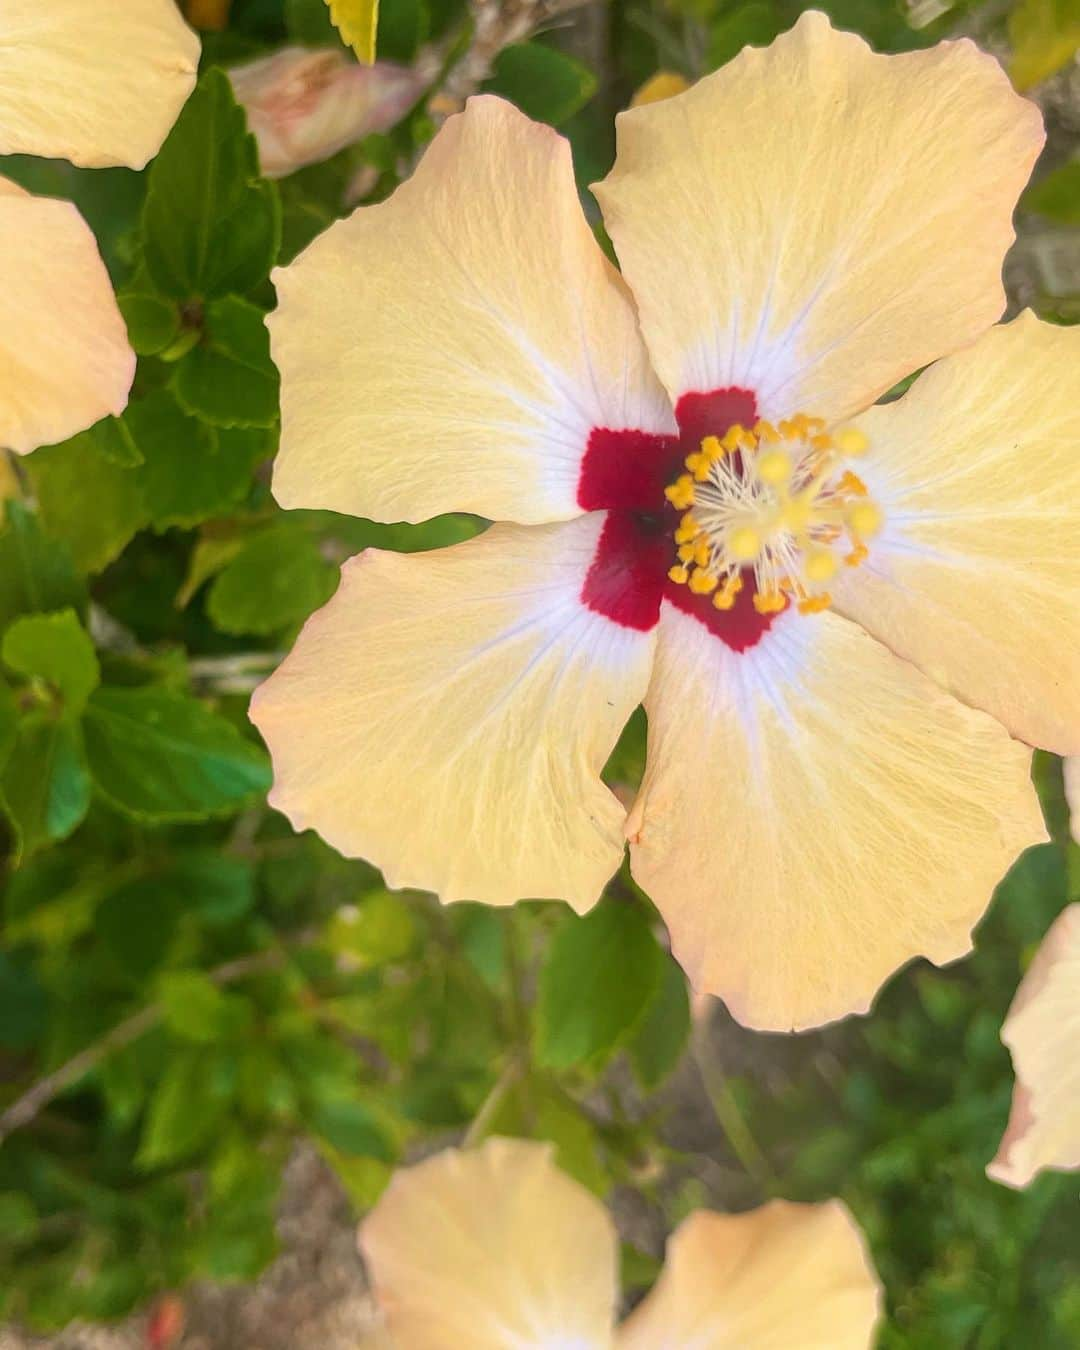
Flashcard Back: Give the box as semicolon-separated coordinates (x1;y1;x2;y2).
1022;161;1080;224
95;876;182;979
309;1098;397;1160
535;898;665;1071
83;686;271;822
25;433;148;574
207;524;337;635
141;68;281;300
0;713;91;859
137;1051;234;1168
130;390;269;529
0;677;16;774
171;850;257;925
2;610;100;714
117;291;182;358
1010;0;1080;89
173;297;280;428
176;532;247;608
285;0;339;42
86;415;144;468
325;890;417;965
326;0;380;63
0;951;49;1050
627;955;690;1091
0;501;84;629
708;2;781;68
158;972;236;1043
485;43;597;126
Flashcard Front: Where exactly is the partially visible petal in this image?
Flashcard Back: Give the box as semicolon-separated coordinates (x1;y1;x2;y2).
595;12;1042;421
988;905;1080;1188
0;0;199;169
835;313;1080;756
628;606;1046;1031
1065;759;1080;845
268;94;673;525
359;1138;618;1350
229;48;424;179
618;1201;882;1350
0;179;135;455
250;516;654;910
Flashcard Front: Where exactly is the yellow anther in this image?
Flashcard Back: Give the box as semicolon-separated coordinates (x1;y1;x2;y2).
835;427;869;456
688;568;719;595
713;589;736;610
755;448;793;486
810;433;834;451
753;420;780;443
797;593;833;615
693;540;711;567
721;424;745;450
837;470;868;498
700;434;723;460
685;451;712;482
677;543;696;563
845;542;869;568
803;416;826;432
728;525;761;562
803;548;838;583
668;564;689;585
847;500;883;540
753;589;786;614
778;419;798;439
674;516;700;545
664;475;696;510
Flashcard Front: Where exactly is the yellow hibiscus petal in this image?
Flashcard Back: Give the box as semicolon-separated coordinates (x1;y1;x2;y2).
0;178;135;455
250;516;653;910
626;606;1046;1032
988;904;1080;1188
834;314;1080;756
268;94;673;525
594;12;1042;422
0;0;199;169
359;1138;618;1350
617;1201;882;1350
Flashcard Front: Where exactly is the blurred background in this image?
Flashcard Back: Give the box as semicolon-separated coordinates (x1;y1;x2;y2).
1;0;1078;1345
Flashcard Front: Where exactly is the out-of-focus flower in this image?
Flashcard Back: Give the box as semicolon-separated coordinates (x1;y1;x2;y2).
229;47;425;178
252;14;1074;1033
988;904;1080;1188
145;1294;186;1350
184;0;232;30
0;0;199;455
631;70;690;106
359;1136;882;1348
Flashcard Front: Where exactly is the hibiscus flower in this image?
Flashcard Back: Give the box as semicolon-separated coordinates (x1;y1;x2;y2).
251;13;1078;1031
359;1136;882;1348
0;0;199;454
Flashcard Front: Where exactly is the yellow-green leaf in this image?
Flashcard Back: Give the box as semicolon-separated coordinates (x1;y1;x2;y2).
1010;0;1080;90
325;0;379;63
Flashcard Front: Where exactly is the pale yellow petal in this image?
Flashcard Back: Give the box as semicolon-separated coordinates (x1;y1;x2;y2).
268;94;673;525
988;904;1080;1188
594;12;1042;422
627;606;1046;1031
250;516;653;910
834;314;1080;756
0;179;135;455
0;0;199;169
359;1138;617;1350
618;1201;882;1350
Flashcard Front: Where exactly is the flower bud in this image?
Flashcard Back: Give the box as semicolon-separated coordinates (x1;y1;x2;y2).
229;47;425;179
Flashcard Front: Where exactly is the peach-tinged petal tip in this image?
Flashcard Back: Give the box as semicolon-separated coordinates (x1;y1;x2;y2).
0;0;200;169
0;182;135;455
359;1138;618;1350
618;1198;882;1349
267;93;671;525
629;606;1046;1032
595;12;1042;420
250;518;655;911
988;904;1080;1188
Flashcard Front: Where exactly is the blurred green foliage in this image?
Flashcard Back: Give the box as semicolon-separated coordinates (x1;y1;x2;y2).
1;0;1079;1340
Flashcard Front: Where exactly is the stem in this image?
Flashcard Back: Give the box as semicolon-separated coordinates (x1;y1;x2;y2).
691;1020;775;1190
0;939;313;1144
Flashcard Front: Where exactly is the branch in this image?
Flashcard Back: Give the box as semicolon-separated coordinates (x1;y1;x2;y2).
0;941;311;1144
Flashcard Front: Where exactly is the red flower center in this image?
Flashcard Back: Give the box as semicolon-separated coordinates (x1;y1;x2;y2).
577;388;777;651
